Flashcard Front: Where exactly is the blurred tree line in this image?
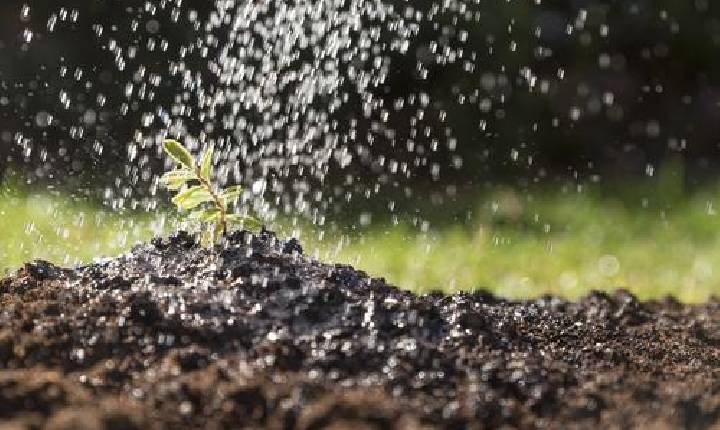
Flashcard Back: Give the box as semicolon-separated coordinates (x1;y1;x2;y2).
0;0;719;195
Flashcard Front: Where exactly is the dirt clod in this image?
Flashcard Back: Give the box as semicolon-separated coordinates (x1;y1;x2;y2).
0;230;718;429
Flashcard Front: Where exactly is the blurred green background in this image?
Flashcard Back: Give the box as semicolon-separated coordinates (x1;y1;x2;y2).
4;165;720;303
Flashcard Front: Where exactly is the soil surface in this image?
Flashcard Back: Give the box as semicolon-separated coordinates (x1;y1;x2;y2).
0;229;719;429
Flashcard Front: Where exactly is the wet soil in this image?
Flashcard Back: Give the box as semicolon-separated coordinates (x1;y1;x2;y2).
0;229;719;429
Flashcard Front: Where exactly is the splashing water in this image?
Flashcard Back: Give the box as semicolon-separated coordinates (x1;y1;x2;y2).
1;0;553;227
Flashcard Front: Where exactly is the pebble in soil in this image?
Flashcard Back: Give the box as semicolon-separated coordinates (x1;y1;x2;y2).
0;229;719;429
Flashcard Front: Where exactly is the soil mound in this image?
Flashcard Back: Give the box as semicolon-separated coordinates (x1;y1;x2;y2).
1;230;719;429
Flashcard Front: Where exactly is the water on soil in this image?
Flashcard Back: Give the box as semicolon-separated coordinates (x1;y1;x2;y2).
0;230;719;428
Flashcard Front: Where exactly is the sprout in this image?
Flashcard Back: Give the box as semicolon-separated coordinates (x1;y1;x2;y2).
161;139;260;244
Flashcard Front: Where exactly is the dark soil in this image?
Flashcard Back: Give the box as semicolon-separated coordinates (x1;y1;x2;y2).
1;230;719;429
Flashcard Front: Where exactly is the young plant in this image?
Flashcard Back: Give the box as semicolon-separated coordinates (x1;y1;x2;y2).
160;139;259;244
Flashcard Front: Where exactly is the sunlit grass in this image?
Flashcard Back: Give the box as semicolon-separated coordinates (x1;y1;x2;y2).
301;186;720;303
3;179;720;302
0;185;167;272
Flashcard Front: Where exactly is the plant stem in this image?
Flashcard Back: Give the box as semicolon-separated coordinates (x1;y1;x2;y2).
195;167;227;235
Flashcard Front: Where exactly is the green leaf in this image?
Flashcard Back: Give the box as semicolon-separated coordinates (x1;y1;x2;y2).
221;185;243;204
163;178;186;191
171;185;214;210
163;139;196;169
199;144;214;180
226;214;261;228
189;207;221;222
160;169;195;182
159;169;195;190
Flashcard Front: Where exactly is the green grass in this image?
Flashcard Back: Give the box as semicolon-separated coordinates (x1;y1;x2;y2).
300;184;720;303
0;184;166;271
3;179;720;302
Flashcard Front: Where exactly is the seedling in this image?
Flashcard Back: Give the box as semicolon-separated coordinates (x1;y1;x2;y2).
160;139;259;244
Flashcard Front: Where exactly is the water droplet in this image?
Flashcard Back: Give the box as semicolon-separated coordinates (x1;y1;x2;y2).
598;255;620;277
